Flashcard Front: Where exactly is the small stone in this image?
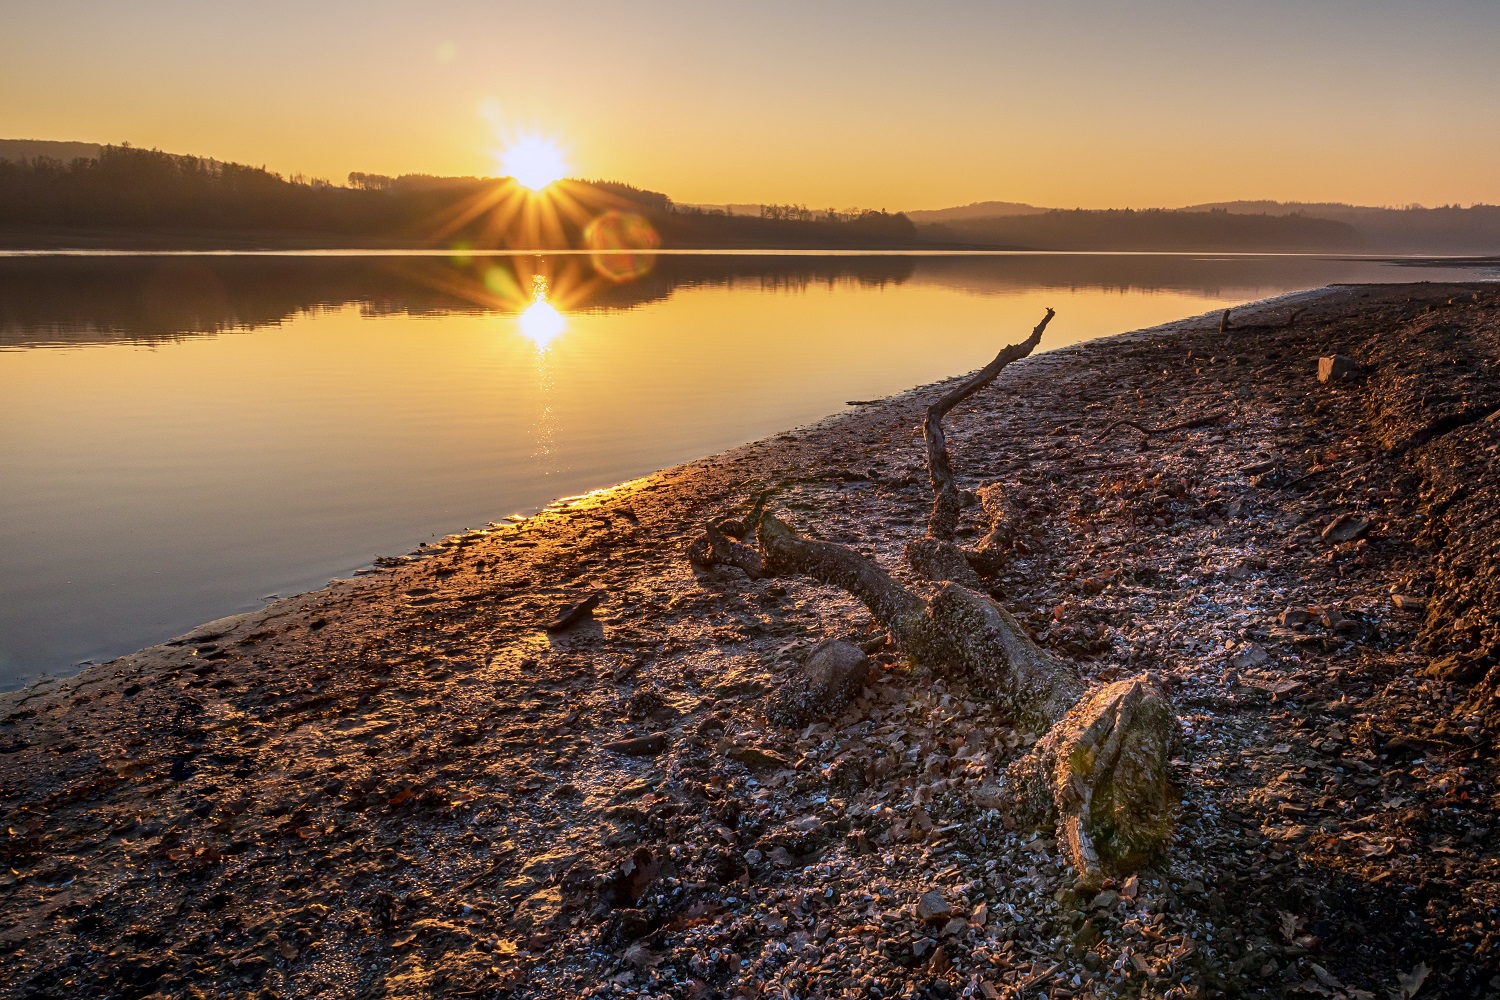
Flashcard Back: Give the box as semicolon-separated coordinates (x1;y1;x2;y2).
610;908;650;943
602;733;668;757
1391;594;1427;613
1091;889;1120;910
1321;514;1370;544
940;916;968;937
1073;917;1102;947
726;744;792;770
765;639;871;726
1279;608;1317;628
1231;644;1270;669
916;891;953;922
1317;355;1361;383
544;591;602;632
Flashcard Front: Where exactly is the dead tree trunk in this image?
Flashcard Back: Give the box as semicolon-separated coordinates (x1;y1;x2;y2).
689;313;1179;886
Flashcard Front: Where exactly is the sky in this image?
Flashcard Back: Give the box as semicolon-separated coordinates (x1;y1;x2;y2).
3;0;1499;210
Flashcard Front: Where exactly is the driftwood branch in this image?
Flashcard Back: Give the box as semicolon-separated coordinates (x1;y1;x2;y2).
897;309;1055;586
923;308;1054;543
688;310;1179;885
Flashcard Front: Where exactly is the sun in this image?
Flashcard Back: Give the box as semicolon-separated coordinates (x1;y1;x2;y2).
499;134;568;191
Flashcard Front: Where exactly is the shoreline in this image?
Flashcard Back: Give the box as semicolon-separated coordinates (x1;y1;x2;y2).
3;282;1498;998
0;289;1326;702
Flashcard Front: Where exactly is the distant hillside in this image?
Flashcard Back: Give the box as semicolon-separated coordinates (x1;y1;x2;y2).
906;201;1047;223
1176;200;1500;255
917;209;1365;253
909;198;1500;254
0;139;101;164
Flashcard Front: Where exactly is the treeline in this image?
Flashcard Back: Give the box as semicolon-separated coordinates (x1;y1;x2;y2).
917;208;1366;253
0;146;673;247
0;145;929;250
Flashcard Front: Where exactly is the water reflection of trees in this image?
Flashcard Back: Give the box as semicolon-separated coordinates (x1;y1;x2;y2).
0;255;919;347
0;252;1469;348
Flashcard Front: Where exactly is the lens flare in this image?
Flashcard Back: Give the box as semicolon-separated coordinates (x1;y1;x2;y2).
499;134;568;191
584;211;660;282
517;275;566;348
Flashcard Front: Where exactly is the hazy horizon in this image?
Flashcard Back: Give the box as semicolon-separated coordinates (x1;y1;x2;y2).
4;1;1499;211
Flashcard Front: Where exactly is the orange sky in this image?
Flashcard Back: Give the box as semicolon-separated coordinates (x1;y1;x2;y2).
3;0;1498;210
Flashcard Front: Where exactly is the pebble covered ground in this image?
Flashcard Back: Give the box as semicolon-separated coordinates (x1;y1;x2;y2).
2;282;1498;999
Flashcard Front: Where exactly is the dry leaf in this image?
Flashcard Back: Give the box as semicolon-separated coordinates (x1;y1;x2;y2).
1395;962;1430;998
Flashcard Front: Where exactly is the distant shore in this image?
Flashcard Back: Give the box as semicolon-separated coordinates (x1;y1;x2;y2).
3;283;1498;997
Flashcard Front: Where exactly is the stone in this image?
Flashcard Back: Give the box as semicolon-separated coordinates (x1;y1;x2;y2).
1230;644;1270;669
1317;355;1361;383
1391;594;1427;613
765;639;871;726
609;908;650;944
1279;608;1317;628
726;744;792;770
1321;514;1370;544
602;733;668;757
916;891;953;922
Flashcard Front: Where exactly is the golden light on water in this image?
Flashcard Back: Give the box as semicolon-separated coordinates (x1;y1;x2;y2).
518;275;566;348
499;134;568;191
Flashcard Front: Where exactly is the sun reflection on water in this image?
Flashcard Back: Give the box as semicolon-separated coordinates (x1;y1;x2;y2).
517;275;566;349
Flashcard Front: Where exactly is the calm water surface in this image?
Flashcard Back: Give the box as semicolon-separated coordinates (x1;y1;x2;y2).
1;252;1491;687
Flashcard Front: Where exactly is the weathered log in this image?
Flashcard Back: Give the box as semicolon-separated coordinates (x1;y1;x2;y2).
690;313;1178;885
731;512;1175;884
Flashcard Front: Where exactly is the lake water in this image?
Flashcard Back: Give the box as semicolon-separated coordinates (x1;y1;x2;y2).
1;251;1492;689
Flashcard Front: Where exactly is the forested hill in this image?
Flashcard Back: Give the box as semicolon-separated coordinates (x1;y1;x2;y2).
916;208;1365;253
912;201;1500;254
0;145;926;251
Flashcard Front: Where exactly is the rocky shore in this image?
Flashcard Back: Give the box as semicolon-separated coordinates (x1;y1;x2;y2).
2;282;1498;999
